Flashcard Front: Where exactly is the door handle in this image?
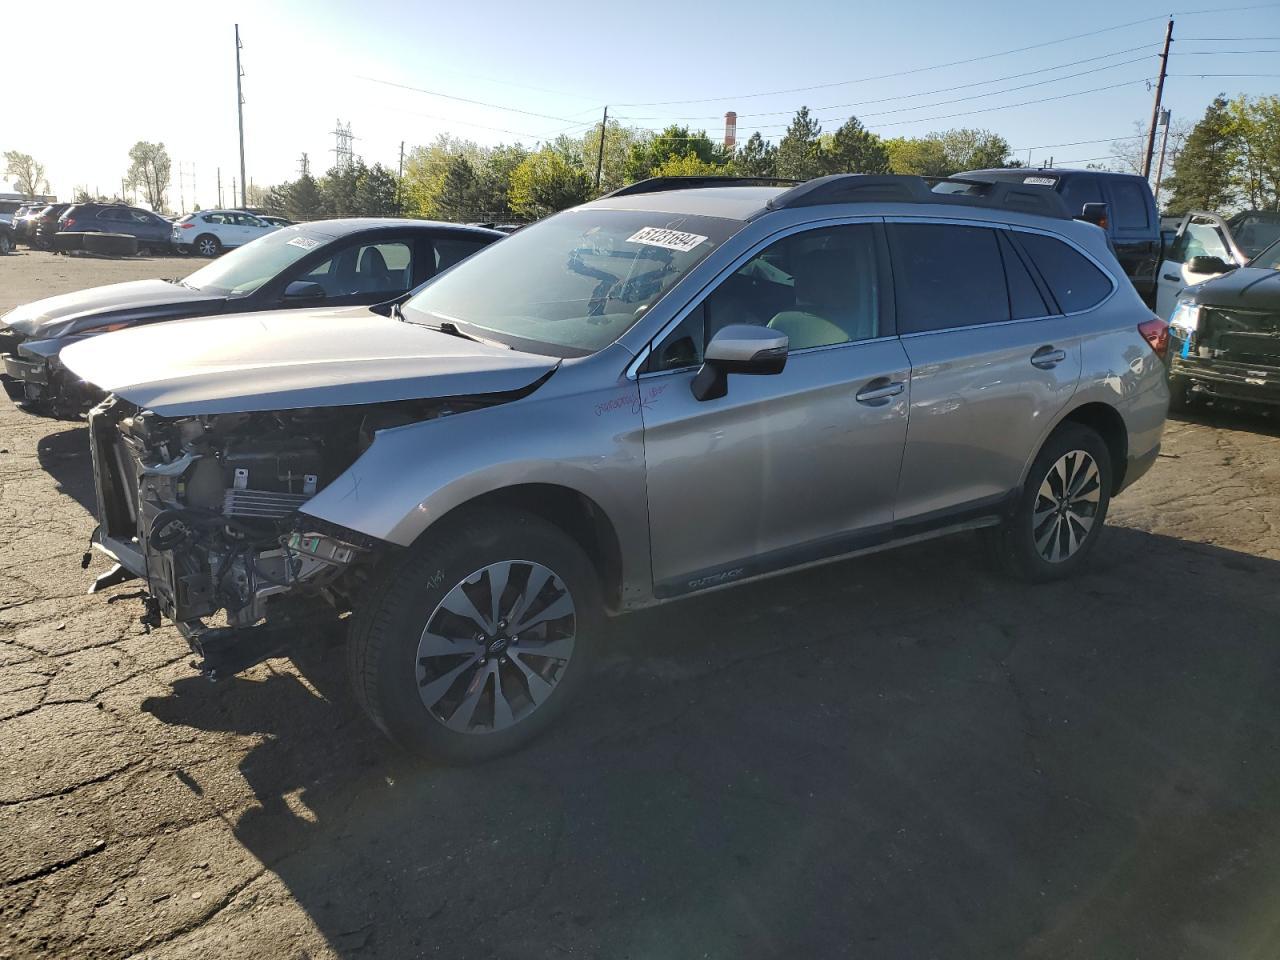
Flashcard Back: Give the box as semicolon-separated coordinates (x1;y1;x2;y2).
1163;273;1181;281
1031;346;1067;369
855;379;905;404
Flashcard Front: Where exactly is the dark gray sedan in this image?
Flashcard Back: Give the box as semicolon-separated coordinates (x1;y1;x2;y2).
0;218;502;417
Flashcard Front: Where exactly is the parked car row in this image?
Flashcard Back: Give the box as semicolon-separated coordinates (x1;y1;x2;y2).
0;175;1172;764
3;201;295;256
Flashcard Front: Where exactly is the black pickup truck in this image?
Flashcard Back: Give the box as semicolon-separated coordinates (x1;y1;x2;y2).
958;168;1161;302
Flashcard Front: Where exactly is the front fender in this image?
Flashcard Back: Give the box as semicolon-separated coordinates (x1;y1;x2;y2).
300;373;654;605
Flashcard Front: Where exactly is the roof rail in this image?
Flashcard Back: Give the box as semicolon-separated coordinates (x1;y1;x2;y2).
603;176;800;199
766;174;1070;220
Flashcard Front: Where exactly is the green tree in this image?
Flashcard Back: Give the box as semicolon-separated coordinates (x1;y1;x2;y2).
650;154;729;177
884;136;950;177
731;132;778;177
509;149;592;218
776;108;826;180
1165;96;1239;214
472;144;530;217
624;125;722;182
935;128;1011;172
581;120;645;194
355;163;399;216
4;151;46;197
125;141;171;210
826;116;890;174
285;173;326;221
434;155;480;220
402;135;483;218
1229;95;1280;211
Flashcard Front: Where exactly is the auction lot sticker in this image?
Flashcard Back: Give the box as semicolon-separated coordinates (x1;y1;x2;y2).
627;227;708;252
1023;176;1057;186
287;236;322;250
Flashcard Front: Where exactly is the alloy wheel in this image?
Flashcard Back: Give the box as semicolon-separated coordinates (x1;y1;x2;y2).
197;238;217;256
1033;450;1102;563
416;560;577;734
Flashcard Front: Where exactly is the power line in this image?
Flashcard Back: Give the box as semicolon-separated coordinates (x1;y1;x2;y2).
354;74;595;125
614;44;1158;122
612;14;1175;107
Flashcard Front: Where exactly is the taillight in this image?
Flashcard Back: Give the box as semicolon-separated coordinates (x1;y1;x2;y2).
180;223;195;229
62;218;75;229
1138;315;1169;360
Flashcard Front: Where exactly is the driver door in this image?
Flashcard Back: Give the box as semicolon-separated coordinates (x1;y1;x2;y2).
1157;216;1234;319
638;221;911;597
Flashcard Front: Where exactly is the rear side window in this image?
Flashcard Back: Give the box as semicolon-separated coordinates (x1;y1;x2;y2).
998;232;1049;319
1109;181;1151;231
888;223;1008;334
1016;232;1113;313
434;237;490;272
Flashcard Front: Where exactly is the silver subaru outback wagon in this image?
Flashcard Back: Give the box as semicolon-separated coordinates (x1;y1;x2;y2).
62;174;1170;763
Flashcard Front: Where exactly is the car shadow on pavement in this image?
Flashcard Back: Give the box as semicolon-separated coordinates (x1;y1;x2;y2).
137;524;1280;959
1172;402;1280;437
34;424;96;513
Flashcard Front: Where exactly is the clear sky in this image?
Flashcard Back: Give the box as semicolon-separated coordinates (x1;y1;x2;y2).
6;0;1279;210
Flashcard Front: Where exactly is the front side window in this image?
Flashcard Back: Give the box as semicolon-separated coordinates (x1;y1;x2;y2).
889;223;1008;334
647;223;885;372
1230;213;1280;261
400;209;741;357
303;240;414;296
1017;232;1113;313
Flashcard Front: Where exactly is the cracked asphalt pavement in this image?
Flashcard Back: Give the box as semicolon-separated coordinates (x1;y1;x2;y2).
3;250;1280;959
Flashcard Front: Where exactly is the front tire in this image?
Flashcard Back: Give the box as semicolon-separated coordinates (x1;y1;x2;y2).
193;233;221;257
0;233;11;255
348;508;601;764
986;423;1112;582
1168;372;1195;414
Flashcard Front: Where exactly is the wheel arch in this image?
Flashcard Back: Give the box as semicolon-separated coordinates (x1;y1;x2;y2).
1032;401;1130;494
417;483;626;614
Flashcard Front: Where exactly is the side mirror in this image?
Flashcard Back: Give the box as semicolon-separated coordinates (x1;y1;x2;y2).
283;280;326;300
1078;202;1109;230
691;324;788;401
1187;255;1234;275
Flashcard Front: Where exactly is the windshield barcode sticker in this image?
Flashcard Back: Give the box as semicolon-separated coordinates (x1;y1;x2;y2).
627;227;708;252
286;236;320;250
1023;176;1057;186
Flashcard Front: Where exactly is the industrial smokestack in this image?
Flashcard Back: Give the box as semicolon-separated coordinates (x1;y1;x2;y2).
724;111;738;150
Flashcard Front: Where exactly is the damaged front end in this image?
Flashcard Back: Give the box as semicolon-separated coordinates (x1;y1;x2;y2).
87;395;474;676
1171;302;1280;406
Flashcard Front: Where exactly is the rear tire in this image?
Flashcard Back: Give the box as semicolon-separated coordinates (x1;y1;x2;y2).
0;233;11;255
347;508;602;764
986;422;1113;582
193;234;221;257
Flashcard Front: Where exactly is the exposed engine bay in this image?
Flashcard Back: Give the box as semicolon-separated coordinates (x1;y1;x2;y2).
88;396;486;634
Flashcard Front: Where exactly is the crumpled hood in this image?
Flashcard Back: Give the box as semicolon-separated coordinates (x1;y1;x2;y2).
1188;267;1280;310
60;307;559;416
0;278;221;337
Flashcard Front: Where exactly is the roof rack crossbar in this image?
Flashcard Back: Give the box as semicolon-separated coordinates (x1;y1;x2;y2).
765;174;1070;220
603;176;801;199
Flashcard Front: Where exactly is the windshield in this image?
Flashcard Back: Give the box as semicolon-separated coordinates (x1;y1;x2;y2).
182;227;333;296
400;209;741;356
1233;213;1280;263
1251;239;1280;270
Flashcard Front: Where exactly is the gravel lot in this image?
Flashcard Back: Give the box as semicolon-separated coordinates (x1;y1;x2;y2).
3;249;1280;960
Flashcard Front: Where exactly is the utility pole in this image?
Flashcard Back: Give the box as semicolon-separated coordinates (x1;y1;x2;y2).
298;153;311;178
178;162;186;213
231;177;237;211
217;167;223;208
1153;108;1173;205
396;141;405;215
1142;18;1174;180
594;106;608;191
235;24;247;208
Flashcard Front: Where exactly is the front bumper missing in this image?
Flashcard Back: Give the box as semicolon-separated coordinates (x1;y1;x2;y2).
1172;354;1280;406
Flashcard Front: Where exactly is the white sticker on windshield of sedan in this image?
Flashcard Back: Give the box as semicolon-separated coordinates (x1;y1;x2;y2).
626;227;708;252
1023;176;1057;186
287;236;321;250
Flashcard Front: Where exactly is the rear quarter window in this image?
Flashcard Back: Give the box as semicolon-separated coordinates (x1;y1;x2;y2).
1016;232;1114;313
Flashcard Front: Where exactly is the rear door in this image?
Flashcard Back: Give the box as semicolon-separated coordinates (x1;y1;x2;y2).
640;220;911;595
889;220;1085;523
1156;216;1233;319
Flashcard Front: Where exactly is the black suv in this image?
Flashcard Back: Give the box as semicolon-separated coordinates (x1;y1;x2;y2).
58;204;172;254
958;168;1161;302
31;203;73;248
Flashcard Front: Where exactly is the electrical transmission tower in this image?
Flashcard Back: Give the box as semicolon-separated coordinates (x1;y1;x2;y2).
298;153;311;178
330;121;355;170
